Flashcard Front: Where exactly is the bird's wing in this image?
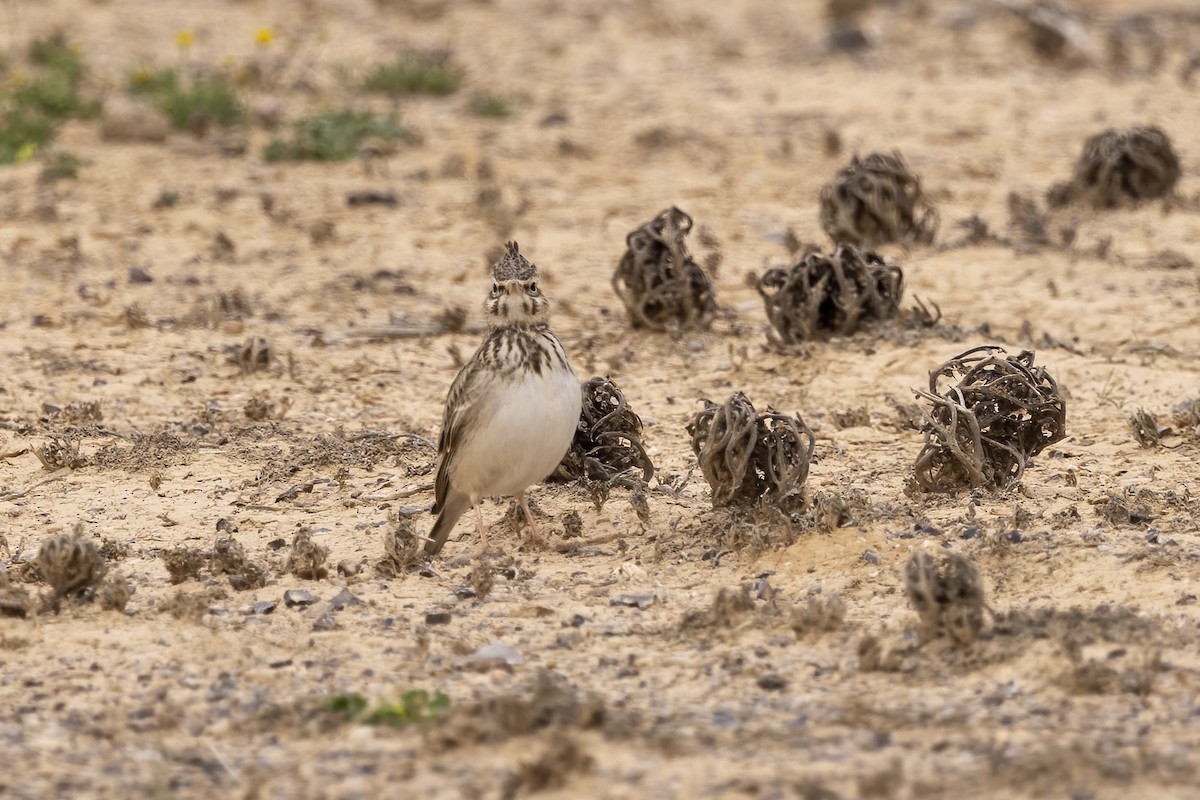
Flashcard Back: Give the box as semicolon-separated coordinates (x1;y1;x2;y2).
433;353;498;511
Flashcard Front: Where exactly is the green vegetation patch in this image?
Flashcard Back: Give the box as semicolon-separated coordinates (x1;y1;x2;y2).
264;109;409;162
362;51;464;97
469;91;513;118
324;690;450;726
0;34;98;165
128;67;245;130
39;150;83;182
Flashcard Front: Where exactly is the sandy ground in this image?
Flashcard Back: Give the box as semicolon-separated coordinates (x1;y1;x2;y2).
2;0;1200;797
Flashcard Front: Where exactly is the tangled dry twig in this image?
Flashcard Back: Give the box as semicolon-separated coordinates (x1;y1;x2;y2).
612;207;716;331
819;152;939;247
552;377;654;484
913;346;1066;492
687;392;814;508
756;244;904;344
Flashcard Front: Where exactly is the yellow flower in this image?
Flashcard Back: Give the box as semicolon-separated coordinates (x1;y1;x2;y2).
15;143;37;164
175;29;195;49
255;27;274;47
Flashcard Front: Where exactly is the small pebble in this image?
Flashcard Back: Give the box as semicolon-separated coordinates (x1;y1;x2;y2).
312;612;340;632
611;594;655;610
327;588;362;612
757;674;788;691
283;589;316;608
470;642;523;666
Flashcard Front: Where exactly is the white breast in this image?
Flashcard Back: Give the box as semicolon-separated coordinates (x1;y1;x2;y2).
454;360;581;501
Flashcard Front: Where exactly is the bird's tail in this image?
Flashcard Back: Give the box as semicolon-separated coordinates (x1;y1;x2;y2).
426;493;470;556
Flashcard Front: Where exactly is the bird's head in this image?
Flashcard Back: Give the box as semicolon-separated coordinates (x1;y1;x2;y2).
484;242;550;328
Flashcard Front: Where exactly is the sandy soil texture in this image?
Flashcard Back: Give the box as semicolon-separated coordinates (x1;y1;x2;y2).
2;0;1200;798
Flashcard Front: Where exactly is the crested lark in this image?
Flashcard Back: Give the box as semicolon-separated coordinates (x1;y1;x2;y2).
425;242;581;556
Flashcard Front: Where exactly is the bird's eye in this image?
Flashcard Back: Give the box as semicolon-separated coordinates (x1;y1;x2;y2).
528;282;539;294
492;283;500;294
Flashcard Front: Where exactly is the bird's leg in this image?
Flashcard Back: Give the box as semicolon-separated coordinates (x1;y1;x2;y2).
474;503;490;555
517;492;541;537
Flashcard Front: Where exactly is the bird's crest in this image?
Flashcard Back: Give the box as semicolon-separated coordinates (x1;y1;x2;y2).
492;241;537;282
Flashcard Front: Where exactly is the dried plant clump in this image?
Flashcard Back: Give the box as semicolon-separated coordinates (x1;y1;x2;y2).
425;670;603;754
377;517;425;577
98;574;131;611
36;530;107;599
244;395;291;421
791;592;847;635
1128;408;1162;448
469;562;495;601
44;400;102;425
804;489;870;532
510;737;594;794
913;346;1066;492
286;529;330;580
818;151;938;247
160;586;227;621
904;550;985;645
211;536;267;590
210;536;249;573
1171;400;1200;436
162;547;206;584
612;206;716;332
92;430;196;471
756;244;904;344
34;436;87;470
160;538;266;590
687;392;815;508
1064;126;1180;209
552;377;654;484
0;567;35;619
681;584;757;630
238;335;273;373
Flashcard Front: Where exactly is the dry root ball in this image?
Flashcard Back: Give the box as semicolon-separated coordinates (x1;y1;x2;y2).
756;244;903;344
1068;126;1180;209
36;532;107;600
818;152;938;247
904;550;985;645
286;529;330;580
687;392;815;508
552;377;654;483
913;346;1066;492
612;207;716;331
